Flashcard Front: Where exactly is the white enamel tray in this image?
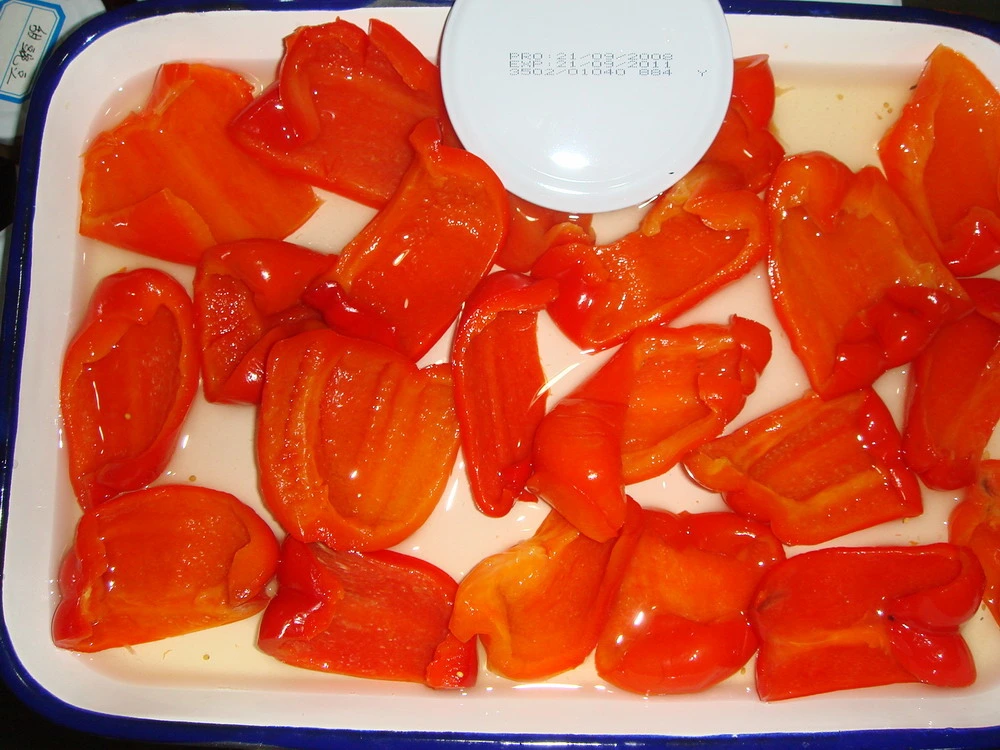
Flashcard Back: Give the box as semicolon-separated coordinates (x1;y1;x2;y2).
2;1;1000;746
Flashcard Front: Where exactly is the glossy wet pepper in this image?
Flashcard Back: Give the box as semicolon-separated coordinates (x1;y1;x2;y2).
257;328;460;551
80;63;319;265
53;484;279;652
229;18;452;208
949;461;1000;628
194;239;335;404
451;271;558;517
751;544;985;701
879;45;1000;277
684;388;923;546
258;537;476;688
596;509;784;695
60;268;199;509
767;151;971;399
305;118;507;361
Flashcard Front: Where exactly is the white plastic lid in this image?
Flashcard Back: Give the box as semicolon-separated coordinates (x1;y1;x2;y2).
440;0;734;213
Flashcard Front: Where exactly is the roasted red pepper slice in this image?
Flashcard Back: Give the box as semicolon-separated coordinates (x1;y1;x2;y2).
451;272;558;517
879;45;1000;277
60;268;199;509
305;118;507;361
496;193;594;273
596;509;784;695
258;537;476;688
767;151;971;399
950;461;1000;627
449;500;642;681
194;239;335;404
531;163;768;351
229;19;452;208
731;54;777;131
53;484;279;652
751;544;985;701
684;388;923;546
80;63;319;265
903;277;1000;490
527;316;770;542
257;328;460;551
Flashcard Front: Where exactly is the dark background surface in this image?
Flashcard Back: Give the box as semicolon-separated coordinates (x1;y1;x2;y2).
1;0;998;748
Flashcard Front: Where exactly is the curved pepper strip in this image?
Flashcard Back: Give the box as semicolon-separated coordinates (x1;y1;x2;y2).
230;19;452;208
527;316;770;542
451;272;558;518
496;193;594;273
596;509;785;695
751;544;985;701
449;499;642;681
767;151;971;399
258;537;476;688
257;328;460;551
879;45;1000;277
531;162;769;352
950;461;1000;627
304;118;508;361
60;268;199;509
194;239;335;404
53;484;279;652
903;277;1000;490
684;388;923;546
80;63;319;265
731;54;776;132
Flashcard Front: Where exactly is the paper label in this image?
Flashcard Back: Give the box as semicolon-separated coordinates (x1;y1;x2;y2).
0;0;64;103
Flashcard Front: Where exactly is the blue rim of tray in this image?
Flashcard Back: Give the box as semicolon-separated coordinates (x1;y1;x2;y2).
1;0;998;747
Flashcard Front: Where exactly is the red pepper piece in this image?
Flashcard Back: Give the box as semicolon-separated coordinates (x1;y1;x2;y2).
53;484;279;652
731;55;776;131
531;163;768;351
950;461;1000;627
497;193;594;273
60;268;199;510
699;55;784;194
879;45;1000;277
451;272;558;517
229;19;452;209
449;499;642;681
684;388;923;546
79;63;319;265
903;278;1000;490
596;509;784;695
767;151;971;399
194;239;335;404
527;317;770;542
258;537;476;688
305;118;507;361
751;544;985;701
257;328;460;551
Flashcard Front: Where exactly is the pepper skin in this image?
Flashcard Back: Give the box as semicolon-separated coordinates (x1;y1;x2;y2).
80;63;319;265
531;162;769;352
258;537;476;689
53;485;279;652
449;499;642;681
230;19;452;208
767;151;971;399
950;461;1000;628
194;239;335;404
751;544;985;701
305;118;507;361
596;509;784;695
451;272;558;517
879;45;1000;277
60;268;199;509
496;193;593;274
257;329;460;551
684;388;923;546
527;316;771;543
903;277;1000;490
